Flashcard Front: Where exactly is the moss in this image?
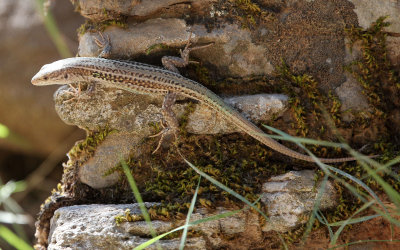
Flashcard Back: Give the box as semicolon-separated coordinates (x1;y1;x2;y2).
77;18;127;35
345;16;400;118
115;132;288;218
277;61;342;138
115;209;144;226
68;126;116;165
231;0;265;28
145;43;170;55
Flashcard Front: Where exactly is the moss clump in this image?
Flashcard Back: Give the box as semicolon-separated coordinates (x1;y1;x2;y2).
117;133;288;218
277;61;342;138
77;18;127;35
145;43;171;55
345;16;400;118
115;209;144;226
231;0;265;28
69;126;115;164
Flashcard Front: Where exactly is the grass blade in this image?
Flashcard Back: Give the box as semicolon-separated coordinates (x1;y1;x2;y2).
121;160;160;246
35;0;73;58
135;202;257;250
0;225;33;250
179;176;201;250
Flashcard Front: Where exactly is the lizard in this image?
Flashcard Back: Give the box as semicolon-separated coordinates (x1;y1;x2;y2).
31;33;367;163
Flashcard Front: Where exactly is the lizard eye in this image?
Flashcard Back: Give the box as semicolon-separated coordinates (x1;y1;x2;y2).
43;76;48;80
64;74;68;79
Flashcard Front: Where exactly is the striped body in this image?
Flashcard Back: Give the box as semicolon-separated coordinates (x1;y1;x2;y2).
32;57;357;163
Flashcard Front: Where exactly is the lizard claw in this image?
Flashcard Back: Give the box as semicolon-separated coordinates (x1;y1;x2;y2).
95;32;112;58
149;127;175;154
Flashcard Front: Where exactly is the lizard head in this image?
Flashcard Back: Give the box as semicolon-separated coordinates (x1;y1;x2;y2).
31;59;76;86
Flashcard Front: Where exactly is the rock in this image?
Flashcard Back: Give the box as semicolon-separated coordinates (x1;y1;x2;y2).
335;74;372;122
48;204;260;249
47;203;207;250
348;0;400;33
62;84;288;188
0;0;84;155
48;170;337;248
261;170;338;232
73;0;214;21
225;94;288;122
79;19;274;78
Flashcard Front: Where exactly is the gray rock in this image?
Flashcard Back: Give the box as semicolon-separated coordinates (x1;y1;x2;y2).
56;85;288;188
335;74;372;122
48;170;338;248
225;94;288;122
78;132;144;189
261;170;338;232
348;0;400;33
74;0;214;21
48;204;259;249
79;19;274;77
47;203;207;250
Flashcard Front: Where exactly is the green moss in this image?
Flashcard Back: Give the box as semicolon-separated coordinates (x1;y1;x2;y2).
277;61;342;138
232;0;264;28
345;16;400;118
116;132;288;218
145;43;170;55
115;209;144;226
69;126;116;163
77;18;127;35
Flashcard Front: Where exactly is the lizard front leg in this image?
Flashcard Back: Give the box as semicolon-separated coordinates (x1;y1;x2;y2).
161;31;213;73
151;32;213;153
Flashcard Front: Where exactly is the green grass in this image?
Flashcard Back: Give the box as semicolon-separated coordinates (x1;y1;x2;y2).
0;180;33;250
119;123;400;249
35;0;72;58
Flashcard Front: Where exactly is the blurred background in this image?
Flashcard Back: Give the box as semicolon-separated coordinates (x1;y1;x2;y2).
0;0;85;248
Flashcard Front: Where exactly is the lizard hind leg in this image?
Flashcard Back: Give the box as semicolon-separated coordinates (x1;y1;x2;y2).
150;92;180;154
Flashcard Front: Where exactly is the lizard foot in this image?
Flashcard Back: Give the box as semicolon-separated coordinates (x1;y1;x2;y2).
149;125;177;154
161;30;214;73
94;32;112;58
63;83;82;103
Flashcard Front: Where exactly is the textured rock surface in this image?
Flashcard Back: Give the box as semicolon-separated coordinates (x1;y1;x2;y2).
0;0;84;155
335;74;371;122
79;19;274;77
48;170;337;249
63;83;288;188
75;0;214;21
349;0;400;32
47;203;207;250
261;170;338;232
